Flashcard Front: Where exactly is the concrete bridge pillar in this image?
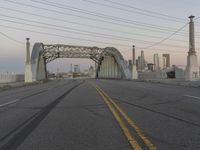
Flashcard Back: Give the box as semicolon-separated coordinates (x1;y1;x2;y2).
132;45;138;79
25;38;33;83
185;15;199;81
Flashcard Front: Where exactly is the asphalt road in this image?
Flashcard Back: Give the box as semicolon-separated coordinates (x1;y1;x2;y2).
0;79;200;150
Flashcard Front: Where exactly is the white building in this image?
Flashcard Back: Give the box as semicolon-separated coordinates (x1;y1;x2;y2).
154;53;168;71
154;54;160;71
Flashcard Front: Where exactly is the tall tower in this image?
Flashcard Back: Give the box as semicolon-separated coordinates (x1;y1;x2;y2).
25;38;33;83
132;45;138;79
185;15;199;81
26;38;30;64
141;50;145;71
163;54;170;68
137;56;141;71
154;54;159;71
132;45;136;65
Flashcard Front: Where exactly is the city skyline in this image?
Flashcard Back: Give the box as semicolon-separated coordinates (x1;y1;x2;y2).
1;0;200;73
1;2;200;149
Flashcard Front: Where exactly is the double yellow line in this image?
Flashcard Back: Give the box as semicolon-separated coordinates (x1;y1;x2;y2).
93;84;157;150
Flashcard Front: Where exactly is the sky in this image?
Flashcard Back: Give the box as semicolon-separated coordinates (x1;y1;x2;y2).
1;0;200;73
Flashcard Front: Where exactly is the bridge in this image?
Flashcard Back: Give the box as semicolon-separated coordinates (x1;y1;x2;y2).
25;39;131;82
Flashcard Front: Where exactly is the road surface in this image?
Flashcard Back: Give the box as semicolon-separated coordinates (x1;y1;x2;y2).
0;79;200;150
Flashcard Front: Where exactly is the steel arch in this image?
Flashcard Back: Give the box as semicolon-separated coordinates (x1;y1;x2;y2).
30;43;131;81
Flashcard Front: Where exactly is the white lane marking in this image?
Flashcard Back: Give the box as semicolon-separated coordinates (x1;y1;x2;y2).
0;99;20;107
184;95;200;100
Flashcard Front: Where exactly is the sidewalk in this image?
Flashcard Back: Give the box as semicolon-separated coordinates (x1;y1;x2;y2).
0;82;26;91
137;79;200;88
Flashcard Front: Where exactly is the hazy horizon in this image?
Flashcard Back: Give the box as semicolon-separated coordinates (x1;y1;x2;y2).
1;0;200;73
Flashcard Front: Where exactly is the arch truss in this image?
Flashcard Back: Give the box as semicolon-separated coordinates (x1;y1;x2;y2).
42;44;104;64
26;43;131;82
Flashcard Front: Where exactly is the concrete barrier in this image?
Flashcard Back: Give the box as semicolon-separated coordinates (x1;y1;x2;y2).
0;73;24;83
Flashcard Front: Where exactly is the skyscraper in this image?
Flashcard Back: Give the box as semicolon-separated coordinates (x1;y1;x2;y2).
141;51;145;71
154;54;159;71
163;54;170;68
137;56;141;71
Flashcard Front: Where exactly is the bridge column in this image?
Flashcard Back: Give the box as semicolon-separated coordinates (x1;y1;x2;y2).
111;57;113;78
99;62;103;78
108;56;111;78
185;15;199;81
112;57;115;78
44;57;48;80
114;58;117;78
104;56;107;78
98;64;101;78
102;57;105;78
118;64;121;78
25;38;33;83
107;56;110;78
132;45;138;79
37;56;47;80
106;56;109;78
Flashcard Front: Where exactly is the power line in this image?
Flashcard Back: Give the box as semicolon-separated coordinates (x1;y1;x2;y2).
32;0;186;34
83;0;186;23
3;0;187;36
0;15;137;42
1;0;194;50
0;31;24;45
104;0;185;21
0;16;166;44
121;46;198;54
137;47;191;53
121;48;187;54
0;7;189;42
0;24;132;47
0;16;189;49
0;24;191;53
141;23;189;49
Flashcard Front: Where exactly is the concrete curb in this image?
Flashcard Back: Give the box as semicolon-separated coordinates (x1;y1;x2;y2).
136;79;200;88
